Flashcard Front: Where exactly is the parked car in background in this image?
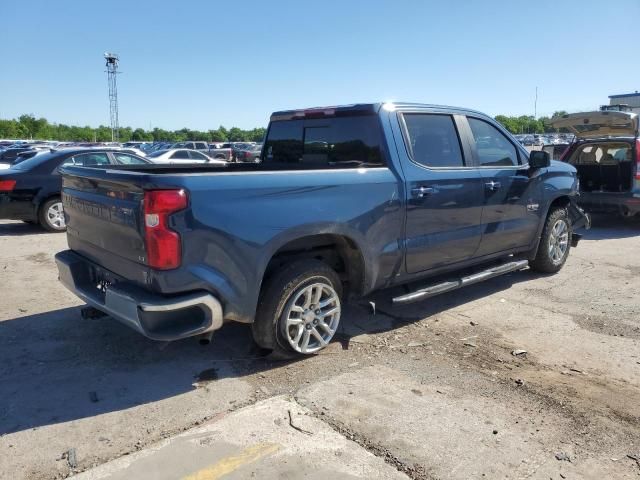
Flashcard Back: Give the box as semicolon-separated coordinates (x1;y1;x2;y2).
55;102;589;356
0;148;150;231
207;144;233;161
172;141;210;152
146;148;227;165
521;135;534;146
551;110;640;218
235;144;262;163
542;143;570;161
230;142;254;161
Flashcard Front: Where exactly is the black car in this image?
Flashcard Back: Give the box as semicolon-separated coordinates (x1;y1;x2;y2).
0;148;150;232
0;146;40;164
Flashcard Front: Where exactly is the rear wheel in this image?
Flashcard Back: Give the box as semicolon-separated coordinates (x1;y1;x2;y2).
530;207;571;273
39;197;66;232
252;260;342;356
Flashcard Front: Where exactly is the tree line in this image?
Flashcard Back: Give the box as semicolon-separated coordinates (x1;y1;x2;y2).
0;110;569;142
0;115;266;143
494;111;569;134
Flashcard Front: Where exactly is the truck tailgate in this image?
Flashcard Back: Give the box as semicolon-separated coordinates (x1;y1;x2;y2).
62;169;148;278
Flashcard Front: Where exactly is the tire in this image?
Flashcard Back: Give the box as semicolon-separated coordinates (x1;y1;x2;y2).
530;206;571;273
252;259;343;356
38;197;66;232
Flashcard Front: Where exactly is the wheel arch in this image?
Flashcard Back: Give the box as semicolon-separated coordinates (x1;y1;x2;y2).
259;232;367;301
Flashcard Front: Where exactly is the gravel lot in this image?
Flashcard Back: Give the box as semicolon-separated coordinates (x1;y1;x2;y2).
1;216;639;479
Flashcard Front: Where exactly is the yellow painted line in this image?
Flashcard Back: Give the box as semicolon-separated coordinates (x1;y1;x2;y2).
182;443;280;480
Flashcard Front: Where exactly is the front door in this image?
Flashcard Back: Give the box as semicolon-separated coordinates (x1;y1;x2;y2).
464;116;542;256
399;113;485;274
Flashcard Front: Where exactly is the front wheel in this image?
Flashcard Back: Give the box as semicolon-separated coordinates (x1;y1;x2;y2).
252;260;342;356
530;207;571;273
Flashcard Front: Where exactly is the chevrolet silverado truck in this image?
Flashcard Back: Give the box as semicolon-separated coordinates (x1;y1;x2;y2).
55;103;589;356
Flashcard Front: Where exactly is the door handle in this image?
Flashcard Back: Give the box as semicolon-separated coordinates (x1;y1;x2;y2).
411;186;436;198
485;181;501;191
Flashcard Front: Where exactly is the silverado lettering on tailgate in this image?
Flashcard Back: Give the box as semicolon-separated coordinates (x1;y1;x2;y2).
63;192;138;228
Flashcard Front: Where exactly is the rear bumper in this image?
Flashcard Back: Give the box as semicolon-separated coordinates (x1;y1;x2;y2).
578;192;640;216
0;195;36;221
55;250;224;341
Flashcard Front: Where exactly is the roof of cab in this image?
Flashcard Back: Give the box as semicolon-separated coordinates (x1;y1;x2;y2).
269;102;490;121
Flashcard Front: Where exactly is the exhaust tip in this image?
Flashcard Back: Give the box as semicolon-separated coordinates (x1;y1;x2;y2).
198;331;214;345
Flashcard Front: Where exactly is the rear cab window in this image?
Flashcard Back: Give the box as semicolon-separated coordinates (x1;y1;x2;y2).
263;116;386;169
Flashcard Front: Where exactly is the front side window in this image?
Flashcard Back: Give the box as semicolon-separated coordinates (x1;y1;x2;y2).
402;114;465;168
263;116;385;168
189;151;208;160
468;118;519;167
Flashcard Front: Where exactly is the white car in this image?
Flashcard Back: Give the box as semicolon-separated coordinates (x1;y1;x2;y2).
146;148;226;165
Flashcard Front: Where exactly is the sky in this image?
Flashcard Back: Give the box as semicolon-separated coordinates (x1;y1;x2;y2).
1;0;639;131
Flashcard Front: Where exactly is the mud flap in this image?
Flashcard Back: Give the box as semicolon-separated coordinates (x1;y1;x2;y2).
569;199;591;231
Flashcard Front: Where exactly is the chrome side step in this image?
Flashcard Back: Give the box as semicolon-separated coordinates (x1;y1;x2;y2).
392;260;529;305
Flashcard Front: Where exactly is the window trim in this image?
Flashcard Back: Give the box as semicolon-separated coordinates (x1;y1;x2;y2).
398;112;471;170
465;115;524;169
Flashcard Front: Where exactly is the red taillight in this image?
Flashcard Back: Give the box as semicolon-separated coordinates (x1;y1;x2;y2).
635;139;640;180
0;180;16;192
143;189;188;270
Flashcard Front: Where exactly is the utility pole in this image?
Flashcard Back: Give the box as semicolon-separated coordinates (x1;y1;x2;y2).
104;52;120;142
534;86;538;119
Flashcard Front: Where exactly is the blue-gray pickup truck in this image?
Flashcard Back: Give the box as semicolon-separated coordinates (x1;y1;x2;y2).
55;103;589;356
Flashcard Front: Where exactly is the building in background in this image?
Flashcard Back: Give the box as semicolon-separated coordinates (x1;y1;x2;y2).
605;91;640;113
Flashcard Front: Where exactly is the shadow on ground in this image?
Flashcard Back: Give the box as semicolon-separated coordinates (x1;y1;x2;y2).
0;306;300;436
583;214;640;240
0;220;53;236
0;266;534;436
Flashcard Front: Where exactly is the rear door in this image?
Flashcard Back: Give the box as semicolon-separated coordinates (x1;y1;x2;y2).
463;116;541;256
398;112;484;273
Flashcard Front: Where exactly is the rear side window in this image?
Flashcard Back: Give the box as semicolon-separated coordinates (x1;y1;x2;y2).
170;150;190;160
468;118;519;167
113;153;146;165
402;114;465;168
72;152;110;166
263;116;385;168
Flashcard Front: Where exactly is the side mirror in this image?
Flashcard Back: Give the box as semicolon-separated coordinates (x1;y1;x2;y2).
529;150;550;169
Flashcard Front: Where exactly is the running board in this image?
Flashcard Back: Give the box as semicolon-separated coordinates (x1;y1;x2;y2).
392;260;529;305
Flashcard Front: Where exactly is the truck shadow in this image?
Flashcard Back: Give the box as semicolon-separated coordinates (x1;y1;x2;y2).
0;220;53;236
0;306;299;436
0;269;534;436
337;269;535;347
582;214;640;240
